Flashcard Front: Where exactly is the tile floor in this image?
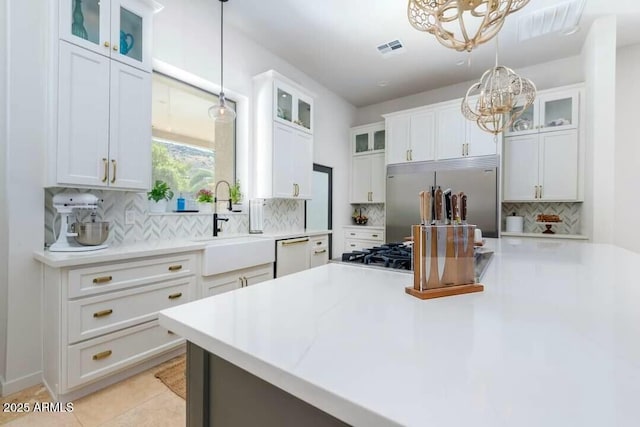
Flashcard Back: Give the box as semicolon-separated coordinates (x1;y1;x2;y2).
0;356;185;426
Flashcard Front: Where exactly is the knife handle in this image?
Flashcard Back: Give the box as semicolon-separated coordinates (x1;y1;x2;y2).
434;191;443;221
452;194;459;222
461;195;468;222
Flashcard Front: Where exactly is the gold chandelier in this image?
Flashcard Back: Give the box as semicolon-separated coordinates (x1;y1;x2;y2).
408;0;531;52
461;59;536;135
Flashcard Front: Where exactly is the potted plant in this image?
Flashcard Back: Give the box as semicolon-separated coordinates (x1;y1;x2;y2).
195;188;214;214
147;180;174;214
229;180;243;212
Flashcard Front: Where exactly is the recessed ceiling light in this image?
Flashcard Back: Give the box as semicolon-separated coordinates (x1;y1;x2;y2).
377;81;389;87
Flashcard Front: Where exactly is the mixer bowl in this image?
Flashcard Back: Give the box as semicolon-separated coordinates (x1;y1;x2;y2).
73;221;110;246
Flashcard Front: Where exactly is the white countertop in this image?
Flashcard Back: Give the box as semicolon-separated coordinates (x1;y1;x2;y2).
159;238;640;427
34;229;332;268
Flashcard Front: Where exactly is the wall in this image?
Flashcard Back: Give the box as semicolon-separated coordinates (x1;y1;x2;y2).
614;43;640;253
153;0;356;256
43;189;305;245
1;0;47;395
580;16;617;243
355;55;585;126
0;0;9;390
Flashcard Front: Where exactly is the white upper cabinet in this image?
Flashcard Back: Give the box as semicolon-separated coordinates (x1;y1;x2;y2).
437;100;498;160
385;110;435;164
504;130;579;202
60;0;156;72
352;122;385;155
505;88;580;136
253;70;315;199
56;42;151;190
350;153;385;204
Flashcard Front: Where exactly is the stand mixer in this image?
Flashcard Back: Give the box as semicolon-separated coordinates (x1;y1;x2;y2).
50;193;109;252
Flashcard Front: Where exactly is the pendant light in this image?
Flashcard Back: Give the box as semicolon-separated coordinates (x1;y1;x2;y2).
408;0;531;53
461;37;536;135
208;0;236;124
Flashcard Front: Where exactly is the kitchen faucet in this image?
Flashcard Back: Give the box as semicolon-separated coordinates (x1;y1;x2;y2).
213;180;232;237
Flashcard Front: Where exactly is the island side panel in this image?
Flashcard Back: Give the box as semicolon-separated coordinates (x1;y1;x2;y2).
186;342;350;427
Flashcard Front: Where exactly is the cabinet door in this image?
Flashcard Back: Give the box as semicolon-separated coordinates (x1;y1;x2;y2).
503;135;539;201
109;61;151;190
386;116;410;164
205;273;242;297
243;265;274;286
369;153;386;203
539;130;578;201
410;111;435;162
295;92;313;133
274;81;295;127
538;90;579;133
353;130;370;155
272;123;295;198
292;131;313;199
372;128;385;152
350;156;372;203
466;120;498;157
505;102;537;136
436;105;466;160
111;0;153;71
59;0;111;57
57;42;111;187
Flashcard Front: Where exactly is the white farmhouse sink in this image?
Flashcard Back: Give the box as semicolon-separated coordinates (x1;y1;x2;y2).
201;236;275;276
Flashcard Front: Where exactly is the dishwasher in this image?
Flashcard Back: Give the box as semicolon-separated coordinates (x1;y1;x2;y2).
275;237;310;278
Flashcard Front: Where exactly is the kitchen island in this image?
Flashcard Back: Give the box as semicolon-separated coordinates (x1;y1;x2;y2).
158;238;640;426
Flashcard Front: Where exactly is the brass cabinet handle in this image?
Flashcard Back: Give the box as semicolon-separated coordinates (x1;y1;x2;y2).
168;292;182;300
282;237;309;246
93;276;113;284
297;184;300;197
349;243;356;247
314;249;327;254
534;185;539;199
316;241;322;245
292;183;297;197
92;350;112;361
110;159;117;183
539;186;543;198
93;309;113;318
409;149;413;161
350;233;356;236
406;150;409;161
113;45;119;51
103;41;110;48
102;158;108;182
168;265;183;272
372;234;379;238
167;330;175;335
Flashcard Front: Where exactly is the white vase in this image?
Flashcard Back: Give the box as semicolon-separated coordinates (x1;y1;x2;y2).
198;203;212;214
148;199;167;214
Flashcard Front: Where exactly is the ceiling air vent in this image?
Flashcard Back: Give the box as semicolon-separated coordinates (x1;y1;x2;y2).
518;0;586;41
377;39;406;57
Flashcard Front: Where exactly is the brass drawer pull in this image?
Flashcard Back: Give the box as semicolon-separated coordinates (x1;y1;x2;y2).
282;238;309;246
350;233;356;236
372;234;379;238
92;350;112;361
168;292;183;300
168;330;175;335
110;159;117;184
102;158;108;183
93;309;113;318
93;276;113;284
314;249;327;254
316;241;323;245
168;265;183;272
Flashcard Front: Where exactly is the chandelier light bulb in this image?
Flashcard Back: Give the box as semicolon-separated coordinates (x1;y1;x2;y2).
408;0;531;52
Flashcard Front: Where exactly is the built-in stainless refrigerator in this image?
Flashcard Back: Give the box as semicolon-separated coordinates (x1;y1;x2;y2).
385;155;499;243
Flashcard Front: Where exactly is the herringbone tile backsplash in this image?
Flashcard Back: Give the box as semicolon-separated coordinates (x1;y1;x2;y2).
502;202;582;235
349;204;385;227
44;189;304;247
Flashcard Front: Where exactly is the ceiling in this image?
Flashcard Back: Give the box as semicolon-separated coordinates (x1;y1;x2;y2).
225;0;640;107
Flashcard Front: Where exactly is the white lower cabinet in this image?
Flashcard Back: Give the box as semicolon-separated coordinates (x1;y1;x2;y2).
203;263;274;297
43;253;198;400
343;227;384;252
309;235;329;268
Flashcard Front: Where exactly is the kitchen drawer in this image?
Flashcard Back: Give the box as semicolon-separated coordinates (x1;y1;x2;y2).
66;320;182;390
344;239;382;252
68;277;195;344
309;246;329;268
309;235;329;249
343;229;384;241
68;254;197;298
203;263;273;297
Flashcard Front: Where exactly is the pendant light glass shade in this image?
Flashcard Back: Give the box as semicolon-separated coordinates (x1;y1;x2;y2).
208;92;236;124
407;0;531;52
210;0;235;124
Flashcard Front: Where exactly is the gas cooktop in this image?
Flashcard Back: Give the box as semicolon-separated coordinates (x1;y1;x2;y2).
336;242;494;282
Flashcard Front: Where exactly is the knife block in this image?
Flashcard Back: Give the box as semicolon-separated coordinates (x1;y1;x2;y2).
407;224;484;300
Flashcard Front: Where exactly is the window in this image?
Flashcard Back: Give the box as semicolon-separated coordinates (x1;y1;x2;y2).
151;72;236;201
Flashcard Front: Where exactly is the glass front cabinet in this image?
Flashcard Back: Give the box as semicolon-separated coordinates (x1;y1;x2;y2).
273;80;314;134
60;0;155;72
351;122;385;155
505;88;579;136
